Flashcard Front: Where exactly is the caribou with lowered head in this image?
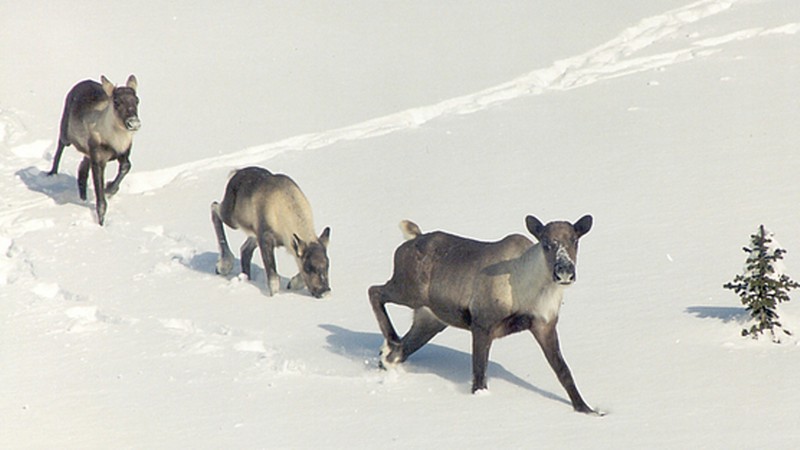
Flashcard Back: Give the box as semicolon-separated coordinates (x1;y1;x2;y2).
369;215;599;414
47;75;141;225
211;166;331;298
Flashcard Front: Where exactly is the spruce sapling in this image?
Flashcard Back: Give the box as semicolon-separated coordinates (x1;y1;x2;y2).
723;225;799;342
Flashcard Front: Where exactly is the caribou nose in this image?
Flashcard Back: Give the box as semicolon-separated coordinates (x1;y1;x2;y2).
125;117;141;131
553;261;576;285
555;271;576;285
313;288;331;299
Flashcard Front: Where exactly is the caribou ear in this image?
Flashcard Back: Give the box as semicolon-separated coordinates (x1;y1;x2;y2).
126;74;138;91
574;215;593;237
292;234;305;257
525;215;545;240
318;227;330;248
100;75;114;97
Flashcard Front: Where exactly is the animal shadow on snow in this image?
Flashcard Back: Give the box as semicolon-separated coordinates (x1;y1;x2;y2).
183;251;290;296
685;306;749;324
17;167;85;206
319;324;570;404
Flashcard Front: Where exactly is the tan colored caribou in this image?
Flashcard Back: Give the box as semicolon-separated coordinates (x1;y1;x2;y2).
47;75;141;225
211;167;331;298
369;215;599;414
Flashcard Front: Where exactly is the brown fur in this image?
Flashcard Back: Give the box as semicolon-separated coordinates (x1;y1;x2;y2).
47;75;141;225
211;166;331;298
369;215;599;414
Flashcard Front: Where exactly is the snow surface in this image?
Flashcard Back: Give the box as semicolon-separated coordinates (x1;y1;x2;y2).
2;0;800;448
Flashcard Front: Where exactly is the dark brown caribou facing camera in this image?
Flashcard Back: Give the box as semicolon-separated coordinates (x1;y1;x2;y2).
48;75;140;225
369;215;600;414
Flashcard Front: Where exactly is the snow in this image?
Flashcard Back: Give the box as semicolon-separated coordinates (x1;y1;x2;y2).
2;0;800;448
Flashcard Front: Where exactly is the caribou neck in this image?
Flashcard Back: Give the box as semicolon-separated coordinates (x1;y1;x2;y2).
517;244;564;323
97;99;133;152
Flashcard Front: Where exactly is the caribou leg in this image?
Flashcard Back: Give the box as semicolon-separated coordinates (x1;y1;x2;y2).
239;237;257;279
399;307;447;361
211;201;234;275
257;233;280;296
368;284;404;366
77;157;90;201
89;154;107;225
531;319;595;414
105;151;131;196
470;326;493;393
47;139;68;176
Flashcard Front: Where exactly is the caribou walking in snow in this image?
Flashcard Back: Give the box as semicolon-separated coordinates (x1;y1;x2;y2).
47;75;141;225
369;215;599;414
211;167;331;298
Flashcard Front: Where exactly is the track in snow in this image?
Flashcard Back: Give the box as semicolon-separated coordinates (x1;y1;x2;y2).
118;0;797;195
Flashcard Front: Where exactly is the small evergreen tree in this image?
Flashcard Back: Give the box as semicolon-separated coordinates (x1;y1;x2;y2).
723;225;799;342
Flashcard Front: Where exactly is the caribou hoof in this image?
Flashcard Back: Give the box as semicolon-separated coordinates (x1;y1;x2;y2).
105;183;120;196
378;341;402;369
215;257;234;276
574;403;605;416
267;278;280;297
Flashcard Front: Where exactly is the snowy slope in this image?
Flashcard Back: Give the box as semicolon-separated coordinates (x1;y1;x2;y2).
2;1;800;448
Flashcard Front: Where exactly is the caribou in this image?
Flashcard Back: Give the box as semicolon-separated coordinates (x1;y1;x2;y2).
211;166;331;298
369;215;599;414
47;75;141;225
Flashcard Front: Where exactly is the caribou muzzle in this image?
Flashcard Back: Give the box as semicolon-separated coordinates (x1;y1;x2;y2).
311;286;331;299
125;116;141;131
553;247;576;285
554;264;576;285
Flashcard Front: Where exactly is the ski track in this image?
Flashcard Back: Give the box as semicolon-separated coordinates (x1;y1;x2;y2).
118;0;799;195
2;0;797;207
2;0;799;377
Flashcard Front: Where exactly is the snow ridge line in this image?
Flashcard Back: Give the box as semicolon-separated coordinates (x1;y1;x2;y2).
79;1;785;195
